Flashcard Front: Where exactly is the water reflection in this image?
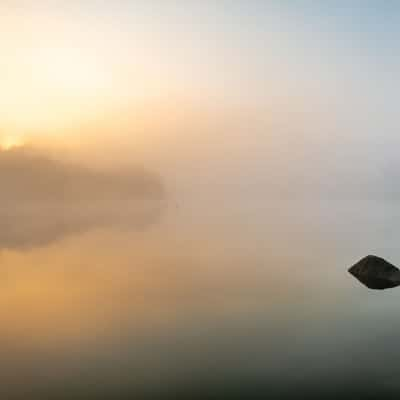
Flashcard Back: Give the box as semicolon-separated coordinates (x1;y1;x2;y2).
0;202;163;250
0;147;165;250
1;194;400;398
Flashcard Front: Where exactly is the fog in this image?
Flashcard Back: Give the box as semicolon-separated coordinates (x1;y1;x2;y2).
0;147;165;250
1;100;400;399
2;2;400;399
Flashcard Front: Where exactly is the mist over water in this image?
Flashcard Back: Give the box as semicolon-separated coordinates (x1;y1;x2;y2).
0;144;400;399
0;147;164;249
2;2;400;398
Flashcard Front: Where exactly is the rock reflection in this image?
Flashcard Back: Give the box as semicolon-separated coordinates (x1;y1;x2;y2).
348;255;400;290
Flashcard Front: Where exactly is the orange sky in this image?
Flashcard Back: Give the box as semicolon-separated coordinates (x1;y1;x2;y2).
1;2;399;184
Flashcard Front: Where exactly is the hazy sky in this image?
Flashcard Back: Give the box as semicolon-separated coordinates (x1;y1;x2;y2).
1;2;400;192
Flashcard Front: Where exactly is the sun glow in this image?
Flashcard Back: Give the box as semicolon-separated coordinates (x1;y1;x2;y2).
0;135;25;150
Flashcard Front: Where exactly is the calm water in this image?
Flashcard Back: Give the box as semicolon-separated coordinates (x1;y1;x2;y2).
1;196;400;399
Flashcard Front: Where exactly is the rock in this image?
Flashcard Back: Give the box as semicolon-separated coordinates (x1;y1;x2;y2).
348;255;400;289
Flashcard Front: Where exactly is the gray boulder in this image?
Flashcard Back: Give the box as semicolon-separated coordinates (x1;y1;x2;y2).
348;255;400;289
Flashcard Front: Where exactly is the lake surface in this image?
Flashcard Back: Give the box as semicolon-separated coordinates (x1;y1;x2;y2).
1;196;400;399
